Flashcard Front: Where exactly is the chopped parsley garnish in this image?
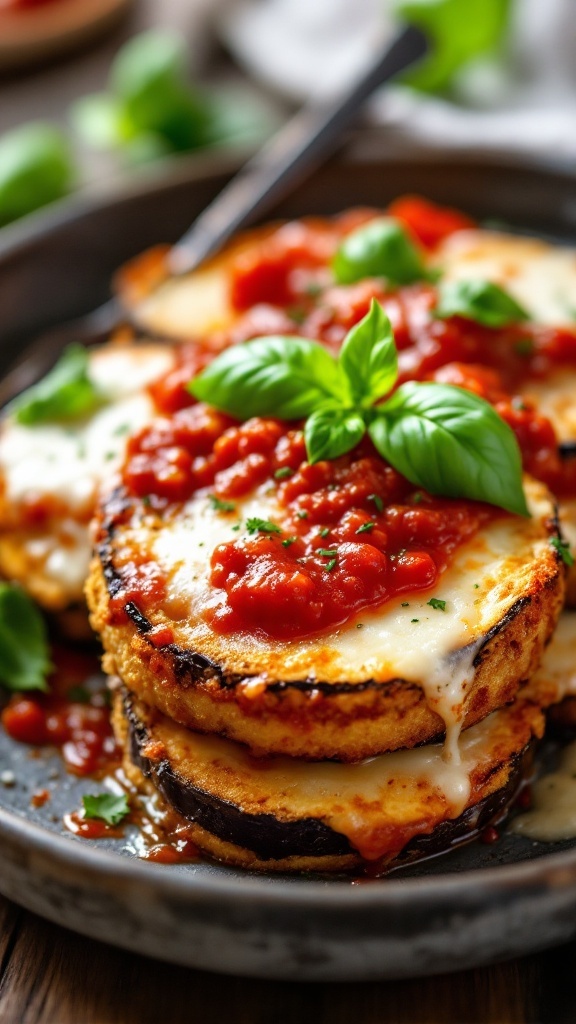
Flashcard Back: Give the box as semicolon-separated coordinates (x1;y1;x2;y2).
427;598;447;611
209;494;236;513
356;521;375;535
368;493;384;514
67;685;91;704
141;495;152;507
473;583;479;589
82;793;129;826
297;510;309;519
319;527;330;538
282;536;297;548
246;518;282;535
288;307;306;325
318;549;337;558
550;536;575;567
274;467;293;480
514;338;534;357
231;523;241;531
325;558;337;572
411;618;420;623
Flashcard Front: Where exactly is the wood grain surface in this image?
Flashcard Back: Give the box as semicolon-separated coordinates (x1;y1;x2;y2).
0;891;573;1024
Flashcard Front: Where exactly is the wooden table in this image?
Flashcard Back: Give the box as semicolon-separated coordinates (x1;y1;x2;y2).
0;890;573;1024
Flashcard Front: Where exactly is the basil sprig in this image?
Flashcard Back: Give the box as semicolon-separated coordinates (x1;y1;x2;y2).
11;345;102;426
0;584;53;692
190;300;529;517
434;279;530;328
332;217;429;286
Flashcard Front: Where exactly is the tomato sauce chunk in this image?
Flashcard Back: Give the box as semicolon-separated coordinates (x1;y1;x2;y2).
2;647;119;776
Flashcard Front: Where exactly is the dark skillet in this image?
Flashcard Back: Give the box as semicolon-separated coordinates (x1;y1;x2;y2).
0;144;576;981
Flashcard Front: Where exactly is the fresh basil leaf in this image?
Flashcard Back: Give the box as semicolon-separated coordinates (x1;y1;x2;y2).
305;408;366;464
190;336;347;419
0;584;52;692
70;94;128;150
332;218;428;286
339;300;398;405
394;0;512;93
0;123;75;228
12;345;102;426
434;279;529;328
111;30;209;151
370;382;529;517
82;793;129;826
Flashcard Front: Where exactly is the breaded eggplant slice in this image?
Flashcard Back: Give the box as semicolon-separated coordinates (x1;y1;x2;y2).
432;229;576;325
115;218;352;342
88;476;565;762
0;341;175;619
113;680;547;873
520;372;576;605
530;611;576;730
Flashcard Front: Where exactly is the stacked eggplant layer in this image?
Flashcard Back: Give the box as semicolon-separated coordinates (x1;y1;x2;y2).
1;211;576;871
87;472;566;871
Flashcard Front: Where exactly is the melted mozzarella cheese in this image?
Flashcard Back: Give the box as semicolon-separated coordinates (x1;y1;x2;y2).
433;230;576;325
510;613;576;843
0;343;174;595
146;692;538;860
143;475;554;770
530;611;576;702
521;370;576;442
2;392;156;511
511;740;576;842
134;262;234;340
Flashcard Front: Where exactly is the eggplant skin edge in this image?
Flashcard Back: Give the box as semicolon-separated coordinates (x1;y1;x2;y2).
115;687;529;873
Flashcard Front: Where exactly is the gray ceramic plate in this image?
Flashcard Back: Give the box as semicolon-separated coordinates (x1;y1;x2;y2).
1;142;576;981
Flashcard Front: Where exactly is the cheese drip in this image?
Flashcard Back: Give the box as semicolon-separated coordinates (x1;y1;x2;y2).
512;742;576;842
509;613;576;843
142;697;531;861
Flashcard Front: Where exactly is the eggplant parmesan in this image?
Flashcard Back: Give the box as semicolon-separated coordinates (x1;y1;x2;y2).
0;340;177;629
119;205;576;593
3;194;576;875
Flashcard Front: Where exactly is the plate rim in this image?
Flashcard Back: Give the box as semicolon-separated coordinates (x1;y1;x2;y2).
1;141;576;915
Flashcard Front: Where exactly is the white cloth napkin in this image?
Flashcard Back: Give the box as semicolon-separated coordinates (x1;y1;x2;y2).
218;0;576;160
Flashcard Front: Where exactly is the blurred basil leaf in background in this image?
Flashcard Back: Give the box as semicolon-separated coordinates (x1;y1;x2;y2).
0;123;75;228
72;29;278;166
393;0;512;92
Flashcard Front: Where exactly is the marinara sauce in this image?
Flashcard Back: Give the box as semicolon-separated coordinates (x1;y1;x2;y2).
123;407;491;641
122;196;575;640
1;646;120;776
